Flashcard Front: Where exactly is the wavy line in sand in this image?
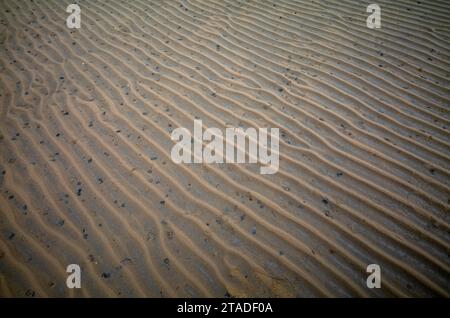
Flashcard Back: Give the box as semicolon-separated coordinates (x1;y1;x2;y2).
0;0;449;297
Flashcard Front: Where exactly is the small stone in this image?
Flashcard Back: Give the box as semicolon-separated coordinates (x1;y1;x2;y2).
101;272;111;279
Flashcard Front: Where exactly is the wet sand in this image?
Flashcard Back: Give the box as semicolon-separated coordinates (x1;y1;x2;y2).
0;0;449;297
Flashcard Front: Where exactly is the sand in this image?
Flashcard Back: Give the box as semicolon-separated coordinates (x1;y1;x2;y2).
0;0;449;297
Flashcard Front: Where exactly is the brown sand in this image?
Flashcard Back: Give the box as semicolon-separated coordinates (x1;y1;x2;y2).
0;0;449;297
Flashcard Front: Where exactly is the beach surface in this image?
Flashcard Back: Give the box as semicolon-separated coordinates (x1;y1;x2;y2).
0;0;449;297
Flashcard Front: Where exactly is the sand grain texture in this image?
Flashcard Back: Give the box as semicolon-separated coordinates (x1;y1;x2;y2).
0;0;449;297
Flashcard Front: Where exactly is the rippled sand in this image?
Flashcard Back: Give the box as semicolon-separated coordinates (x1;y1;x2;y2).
0;0;449;297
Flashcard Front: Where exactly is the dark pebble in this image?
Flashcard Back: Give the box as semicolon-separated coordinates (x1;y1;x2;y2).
101;272;111;279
